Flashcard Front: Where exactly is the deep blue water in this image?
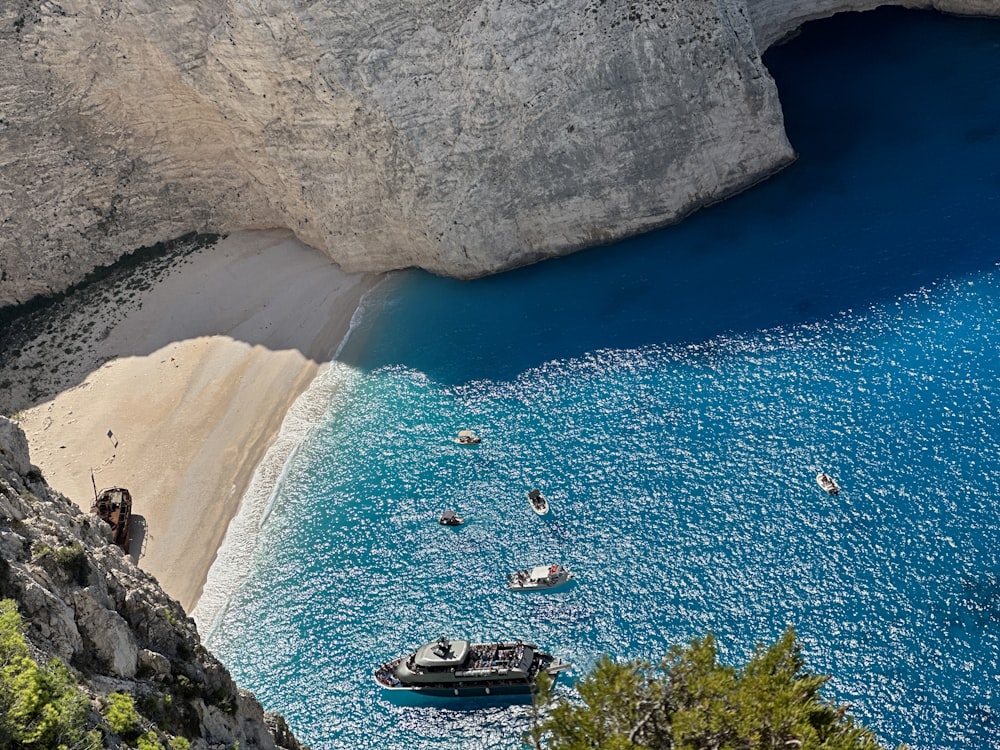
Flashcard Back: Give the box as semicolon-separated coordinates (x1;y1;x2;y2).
202;9;1000;750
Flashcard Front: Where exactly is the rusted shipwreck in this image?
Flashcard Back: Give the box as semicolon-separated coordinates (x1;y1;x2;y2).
90;484;133;552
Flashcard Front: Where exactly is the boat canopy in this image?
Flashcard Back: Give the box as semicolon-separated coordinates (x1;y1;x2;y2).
414;637;470;668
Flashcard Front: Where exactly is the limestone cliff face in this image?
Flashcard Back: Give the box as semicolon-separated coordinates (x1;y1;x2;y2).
0;416;304;749
0;0;996;305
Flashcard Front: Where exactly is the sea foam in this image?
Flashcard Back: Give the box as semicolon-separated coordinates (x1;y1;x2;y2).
192;280;385;638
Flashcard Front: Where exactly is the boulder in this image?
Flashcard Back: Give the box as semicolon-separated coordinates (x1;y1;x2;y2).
72;589;139;678
0;417;31;477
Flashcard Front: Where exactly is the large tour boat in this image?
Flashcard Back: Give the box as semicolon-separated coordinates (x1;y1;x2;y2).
374;636;570;697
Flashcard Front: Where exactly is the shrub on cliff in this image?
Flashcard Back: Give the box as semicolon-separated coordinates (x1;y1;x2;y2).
0;599;96;750
105;691;141;737
529;627;893;750
53;542;90;586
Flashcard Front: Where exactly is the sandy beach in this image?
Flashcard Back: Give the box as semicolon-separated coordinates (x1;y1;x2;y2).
5;230;381;613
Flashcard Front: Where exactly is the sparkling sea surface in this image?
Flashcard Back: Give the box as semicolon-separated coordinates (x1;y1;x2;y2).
199;9;1000;750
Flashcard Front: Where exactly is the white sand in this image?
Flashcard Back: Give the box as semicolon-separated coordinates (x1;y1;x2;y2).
15;230;381;613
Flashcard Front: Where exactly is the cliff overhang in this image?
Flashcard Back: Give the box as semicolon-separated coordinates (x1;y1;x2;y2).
0;0;997;306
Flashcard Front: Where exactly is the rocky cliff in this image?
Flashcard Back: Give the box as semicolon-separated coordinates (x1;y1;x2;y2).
0;0;997;306
0;415;305;749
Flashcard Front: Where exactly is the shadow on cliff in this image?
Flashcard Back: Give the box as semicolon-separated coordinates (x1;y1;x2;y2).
335;7;1000;386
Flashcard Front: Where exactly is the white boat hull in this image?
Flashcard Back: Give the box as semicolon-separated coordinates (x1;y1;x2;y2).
528;489;549;515
507;565;574;592
508;575;574;593
816;473;840;495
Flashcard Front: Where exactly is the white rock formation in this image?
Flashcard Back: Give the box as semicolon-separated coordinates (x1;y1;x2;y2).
0;0;996;305
0;417;31;475
72;588;140;677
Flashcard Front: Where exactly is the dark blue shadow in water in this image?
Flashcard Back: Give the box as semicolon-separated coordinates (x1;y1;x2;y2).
338;8;1000;385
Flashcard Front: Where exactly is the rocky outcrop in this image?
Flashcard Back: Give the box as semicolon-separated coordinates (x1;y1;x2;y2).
0;0;997;305
0;417;31;475
0;415;305;749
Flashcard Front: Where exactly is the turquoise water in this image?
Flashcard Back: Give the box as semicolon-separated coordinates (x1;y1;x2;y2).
203;9;1000;749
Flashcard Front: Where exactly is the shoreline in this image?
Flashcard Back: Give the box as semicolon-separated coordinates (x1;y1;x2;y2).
191;356;363;637
5;230;382;614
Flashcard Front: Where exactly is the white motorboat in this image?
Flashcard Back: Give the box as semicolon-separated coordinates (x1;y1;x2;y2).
528;488;549;516
816;472;840;495
455;430;481;446
438;510;464;526
507;564;574;592
374;636;570;697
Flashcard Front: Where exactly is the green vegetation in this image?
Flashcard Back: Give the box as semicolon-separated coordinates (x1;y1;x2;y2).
0;601;207;750
0;599;95;750
136;730;165;750
529;627;890;750
105;691;141;737
53;542;89;586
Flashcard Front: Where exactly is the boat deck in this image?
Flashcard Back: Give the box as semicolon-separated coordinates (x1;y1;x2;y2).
460;642;526;672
